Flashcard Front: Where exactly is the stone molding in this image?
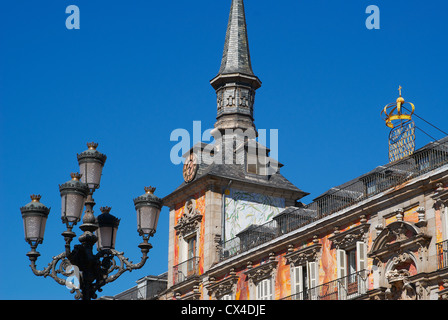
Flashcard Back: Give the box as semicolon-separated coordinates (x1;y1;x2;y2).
206;269;239;299
329;223;371;250
174;199;203;238
285;241;322;266
244;254;278;284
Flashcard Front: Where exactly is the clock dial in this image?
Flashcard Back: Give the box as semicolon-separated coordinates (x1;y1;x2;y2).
183;153;198;183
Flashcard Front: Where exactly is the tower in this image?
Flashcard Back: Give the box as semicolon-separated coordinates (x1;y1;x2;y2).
210;0;261;134
162;0;308;300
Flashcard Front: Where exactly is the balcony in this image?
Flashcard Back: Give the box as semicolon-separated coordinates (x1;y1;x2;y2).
173;257;200;286
437;240;448;270
281;269;369;300
219;138;448;262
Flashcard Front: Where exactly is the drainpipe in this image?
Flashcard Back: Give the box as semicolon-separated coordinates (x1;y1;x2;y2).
221;180;233;244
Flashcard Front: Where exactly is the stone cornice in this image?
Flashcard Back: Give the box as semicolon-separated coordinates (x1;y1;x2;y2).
329;223;371;250
285;242;322;266
244;254;278;284
206;269;239;299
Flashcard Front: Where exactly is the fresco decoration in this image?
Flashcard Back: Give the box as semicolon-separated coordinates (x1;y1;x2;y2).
224;188;285;240
226;218;375;300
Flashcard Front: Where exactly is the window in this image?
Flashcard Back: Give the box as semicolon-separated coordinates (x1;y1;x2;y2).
186;236;197;276
293;265;307;298
366;179;377;195
292;262;318;300
337;242;367;298
256;278;272;300
247;153;258;174
337;242;367;277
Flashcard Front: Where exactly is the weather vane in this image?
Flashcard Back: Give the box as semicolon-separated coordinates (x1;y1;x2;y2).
381;86;416;162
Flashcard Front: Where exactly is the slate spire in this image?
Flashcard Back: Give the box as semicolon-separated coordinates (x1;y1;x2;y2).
218;0;254;76
210;0;262;133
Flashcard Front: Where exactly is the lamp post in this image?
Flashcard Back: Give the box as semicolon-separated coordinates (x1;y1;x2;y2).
20;142;163;300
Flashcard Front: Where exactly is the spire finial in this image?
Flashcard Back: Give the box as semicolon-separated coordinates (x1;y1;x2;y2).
398;85;402;97
218;0;254;76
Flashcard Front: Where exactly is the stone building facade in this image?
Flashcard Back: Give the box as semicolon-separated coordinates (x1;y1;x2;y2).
105;0;448;301
157;0;448;301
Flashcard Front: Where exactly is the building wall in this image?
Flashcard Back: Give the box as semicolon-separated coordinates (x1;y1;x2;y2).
164;170;448;300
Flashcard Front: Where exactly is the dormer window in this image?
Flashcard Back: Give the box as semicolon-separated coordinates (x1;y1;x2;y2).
247;153;259;174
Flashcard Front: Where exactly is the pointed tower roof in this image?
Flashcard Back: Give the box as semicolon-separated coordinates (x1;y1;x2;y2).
211;0;261;91
218;0;254;76
210;0;261;133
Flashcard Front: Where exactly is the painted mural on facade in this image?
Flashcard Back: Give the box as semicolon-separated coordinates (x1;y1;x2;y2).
224;188;285;240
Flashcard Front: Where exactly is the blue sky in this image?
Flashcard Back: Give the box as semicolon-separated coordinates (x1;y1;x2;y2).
1;0;447;300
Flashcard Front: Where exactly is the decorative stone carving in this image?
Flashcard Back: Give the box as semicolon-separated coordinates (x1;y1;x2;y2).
390;252;412;267
385;269;417;300
244;254;277;284
432;183;448;210
395;208;404;222
207;269;238;299
386;269;411;283
369;221;431;262
285;242;322;266
175;199;203;237
415;280;430;300
329;223;370;250
415;207;427;227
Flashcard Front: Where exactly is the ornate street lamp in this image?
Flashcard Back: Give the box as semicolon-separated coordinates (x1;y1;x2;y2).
96;206;120;251
20;142;163;300
134;186;163;239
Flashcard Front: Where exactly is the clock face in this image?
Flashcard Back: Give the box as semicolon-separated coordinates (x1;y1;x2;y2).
183;152;198;183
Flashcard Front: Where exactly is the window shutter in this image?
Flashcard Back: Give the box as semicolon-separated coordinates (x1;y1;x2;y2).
268;278;273;300
308;262;317;288
257;278;272;300
356;241;367;272
337;249;347;279
294;266;303;294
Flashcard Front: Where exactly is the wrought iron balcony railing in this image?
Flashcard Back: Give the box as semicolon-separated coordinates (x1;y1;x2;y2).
219;139;448;261
173;257;200;286
437;239;448;270
281;269;369;300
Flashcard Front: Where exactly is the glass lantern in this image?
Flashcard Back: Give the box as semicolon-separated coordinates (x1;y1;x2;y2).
59;172;89;226
20;195;50;247
96;207;120;251
133;187;163;238
77;142;107;190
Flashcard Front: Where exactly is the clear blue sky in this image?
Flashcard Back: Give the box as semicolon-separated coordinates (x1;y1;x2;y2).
1;0;447;300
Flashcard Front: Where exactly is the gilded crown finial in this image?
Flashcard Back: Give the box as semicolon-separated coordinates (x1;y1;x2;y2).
70;172;82;181
30;194;42;202
396;85;405;104
381;86;414;129
381;86;416;163
144;186;156;194
87;142;98;150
